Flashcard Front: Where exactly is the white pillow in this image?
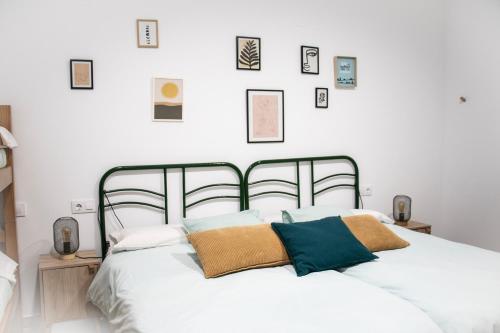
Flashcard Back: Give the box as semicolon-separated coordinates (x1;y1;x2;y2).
111;224;187;253
262;214;283;224
0;252;17;283
346;209;394;224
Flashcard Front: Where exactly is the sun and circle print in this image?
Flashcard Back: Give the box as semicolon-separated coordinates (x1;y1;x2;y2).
153;78;183;121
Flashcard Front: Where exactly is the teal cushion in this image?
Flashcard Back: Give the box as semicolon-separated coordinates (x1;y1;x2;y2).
271;216;378;277
282;205;350;223
182;210;262;233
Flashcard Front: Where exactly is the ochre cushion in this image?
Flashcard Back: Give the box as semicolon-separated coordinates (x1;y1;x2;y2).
341;215;410;252
188;224;290;278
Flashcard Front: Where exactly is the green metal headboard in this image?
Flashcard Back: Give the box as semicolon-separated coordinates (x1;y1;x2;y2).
98;162;244;258
244;155;359;210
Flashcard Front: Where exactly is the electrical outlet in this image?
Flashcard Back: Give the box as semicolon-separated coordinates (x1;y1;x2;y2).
360;185;373;196
71;199;96;214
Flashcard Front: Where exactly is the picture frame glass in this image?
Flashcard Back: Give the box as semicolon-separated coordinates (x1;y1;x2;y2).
137;20;158;48
335;57;357;88
237;37;261;70
247;90;284;143
153;78;183;121
70;60;93;89
302;46;319;74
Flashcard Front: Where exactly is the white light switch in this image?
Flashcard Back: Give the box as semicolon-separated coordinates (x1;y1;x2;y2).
71;199;96;214
360;185;373;196
15;202;27;217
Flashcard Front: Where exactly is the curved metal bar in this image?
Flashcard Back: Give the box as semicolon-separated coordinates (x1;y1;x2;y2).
185;195;241;209
104;201;165;210
249;191;298;198
186;183;239;196
314;173;355;185
105;188;165;197
314;184;355;196
248;179;297;186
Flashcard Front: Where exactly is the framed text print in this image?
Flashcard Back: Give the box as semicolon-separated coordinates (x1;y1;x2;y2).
153;78;183;121
301;46;319;74
246;89;284;143
137;19;158;48
236;36;261;70
315;88;328;108
70;59;93;89
334;56;357;89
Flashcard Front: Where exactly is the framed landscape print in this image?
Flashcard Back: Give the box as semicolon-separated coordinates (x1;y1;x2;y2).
70;59;93;89
246;89;284;143
137;19;158;48
236;36;261;70
301;46;319;74
153;78;183;121
334;56;357;89
315;88;328;108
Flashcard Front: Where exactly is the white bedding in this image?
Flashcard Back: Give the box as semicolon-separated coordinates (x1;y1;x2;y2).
89;244;441;333
344;225;500;333
0;277;13;321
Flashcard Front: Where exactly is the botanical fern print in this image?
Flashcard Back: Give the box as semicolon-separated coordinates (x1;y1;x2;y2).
237;37;260;70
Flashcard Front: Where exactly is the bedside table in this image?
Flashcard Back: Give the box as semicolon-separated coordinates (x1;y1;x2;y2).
395;221;432;234
39;250;101;327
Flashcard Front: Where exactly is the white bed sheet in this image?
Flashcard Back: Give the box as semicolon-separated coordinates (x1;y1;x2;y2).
0;277;13;322
344;225;500;333
89;244;441;333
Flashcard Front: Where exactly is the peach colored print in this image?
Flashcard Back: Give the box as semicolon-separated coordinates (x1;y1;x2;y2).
252;95;279;138
74;63;90;85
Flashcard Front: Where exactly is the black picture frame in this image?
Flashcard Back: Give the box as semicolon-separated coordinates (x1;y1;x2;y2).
315;88;328;108
70;59;93;90
301;46;319;75
236;36;261;71
246;89;284;143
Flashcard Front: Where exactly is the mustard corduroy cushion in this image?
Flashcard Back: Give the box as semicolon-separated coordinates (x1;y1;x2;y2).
341;215;410;252
188;224;290;278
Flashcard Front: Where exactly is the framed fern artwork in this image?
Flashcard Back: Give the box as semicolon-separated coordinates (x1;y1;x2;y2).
236;36;261;70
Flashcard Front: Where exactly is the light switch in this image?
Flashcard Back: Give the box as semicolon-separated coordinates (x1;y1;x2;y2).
15;202;27;217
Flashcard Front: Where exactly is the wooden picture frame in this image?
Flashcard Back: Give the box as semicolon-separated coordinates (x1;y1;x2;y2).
137;19;159;48
70;59;93;90
334;56;357;89
246;89;284;143
301;46;319;74
236;36;261;71
315;88;328;108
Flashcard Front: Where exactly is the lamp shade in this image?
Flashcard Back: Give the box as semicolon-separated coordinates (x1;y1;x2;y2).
393;195;411;222
53;217;79;260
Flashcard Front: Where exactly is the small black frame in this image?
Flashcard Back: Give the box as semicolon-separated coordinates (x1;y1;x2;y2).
70;59;93;90
246;89;285;143
236;36;261;71
315;87;328;108
301;46;319;75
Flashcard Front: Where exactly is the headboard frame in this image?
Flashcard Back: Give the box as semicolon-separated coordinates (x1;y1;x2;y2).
244;155;359;210
98;162;244;258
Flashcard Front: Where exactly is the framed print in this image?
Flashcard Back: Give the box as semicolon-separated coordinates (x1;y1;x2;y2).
315;88;328;108
246;89;284;143
137;19;158;48
70;59;93;89
301;46;319;74
236;36;261;70
334;56;357;89
153;78;183;122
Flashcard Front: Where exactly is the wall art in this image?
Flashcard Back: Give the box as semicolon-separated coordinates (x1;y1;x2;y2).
334;56;357;89
237;36;261;70
137;19;159;48
315;88;328;108
301;46;319;74
70;59;93;89
246;89;284;143
153;78;183;121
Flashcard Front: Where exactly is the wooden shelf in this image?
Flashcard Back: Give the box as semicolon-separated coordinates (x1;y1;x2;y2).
0;166;12;192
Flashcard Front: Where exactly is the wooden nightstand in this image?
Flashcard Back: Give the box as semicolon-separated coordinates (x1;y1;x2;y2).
395;221;432;234
38;250;101;328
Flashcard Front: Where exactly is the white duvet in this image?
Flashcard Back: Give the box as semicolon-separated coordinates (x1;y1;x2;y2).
344;225;500;333
89;244;441;333
0;277;13;321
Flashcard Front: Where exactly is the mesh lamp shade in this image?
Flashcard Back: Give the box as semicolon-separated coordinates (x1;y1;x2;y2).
53;217;79;260
393;195;412;223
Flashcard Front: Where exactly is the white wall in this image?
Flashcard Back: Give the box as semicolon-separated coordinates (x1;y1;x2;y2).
0;0;445;318
441;0;500;251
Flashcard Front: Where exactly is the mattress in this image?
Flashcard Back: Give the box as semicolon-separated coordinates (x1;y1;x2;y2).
344;225;500;333
89;243;441;333
0;277;13;322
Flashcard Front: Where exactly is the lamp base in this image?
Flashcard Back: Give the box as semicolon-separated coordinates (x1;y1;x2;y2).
395;221;409;227
60;253;76;260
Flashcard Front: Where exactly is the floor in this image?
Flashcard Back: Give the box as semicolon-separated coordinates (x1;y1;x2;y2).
24;317;110;333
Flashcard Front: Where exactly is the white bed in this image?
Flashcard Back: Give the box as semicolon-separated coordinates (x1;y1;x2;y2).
0;278;13;323
343;225;500;333
88;243;441;333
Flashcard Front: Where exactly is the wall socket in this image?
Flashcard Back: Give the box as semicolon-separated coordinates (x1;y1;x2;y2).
71;199;96;214
360;184;373;196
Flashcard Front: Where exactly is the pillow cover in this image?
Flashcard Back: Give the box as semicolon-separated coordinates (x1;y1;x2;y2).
282;205;350;223
182;209;262;233
341;215;409;252
271;217;377;277
110;224;187;253
0;251;17;283
347;209;394;224
188;224;290;278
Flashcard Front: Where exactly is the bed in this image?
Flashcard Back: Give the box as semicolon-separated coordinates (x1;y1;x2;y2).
90;155;500;333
